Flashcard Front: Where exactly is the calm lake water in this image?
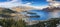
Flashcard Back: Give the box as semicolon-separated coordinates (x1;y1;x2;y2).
27;10;49;21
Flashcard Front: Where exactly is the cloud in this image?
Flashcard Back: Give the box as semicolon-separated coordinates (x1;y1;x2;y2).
0;0;20;8
0;0;48;9
0;0;19;3
26;2;32;5
47;0;53;2
20;4;48;9
47;0;60;7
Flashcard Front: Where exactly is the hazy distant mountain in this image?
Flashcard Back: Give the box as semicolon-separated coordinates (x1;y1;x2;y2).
11;6;35;12
42;7;60;12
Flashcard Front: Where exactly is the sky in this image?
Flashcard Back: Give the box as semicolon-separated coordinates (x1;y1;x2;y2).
0;0;12;2
22;0;48;6
0;0;60;9
0;0;49;9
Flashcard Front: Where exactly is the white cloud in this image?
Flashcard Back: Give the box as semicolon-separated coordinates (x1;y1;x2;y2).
0;0;48;9
0;0;21;8
47;0;53;2
21;4;48;9
47;0;60;7
26;2;32;5
0;0;19;3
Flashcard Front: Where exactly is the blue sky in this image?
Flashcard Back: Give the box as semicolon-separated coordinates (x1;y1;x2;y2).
0;0;49;8
22;0;48;6
0;0;48;6
0;0;12;2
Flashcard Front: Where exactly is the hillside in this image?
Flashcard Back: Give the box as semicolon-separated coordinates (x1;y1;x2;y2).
0;7;16;18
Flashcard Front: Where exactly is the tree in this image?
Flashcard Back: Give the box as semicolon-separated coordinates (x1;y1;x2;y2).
47;18;60;27
15;20;26;27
